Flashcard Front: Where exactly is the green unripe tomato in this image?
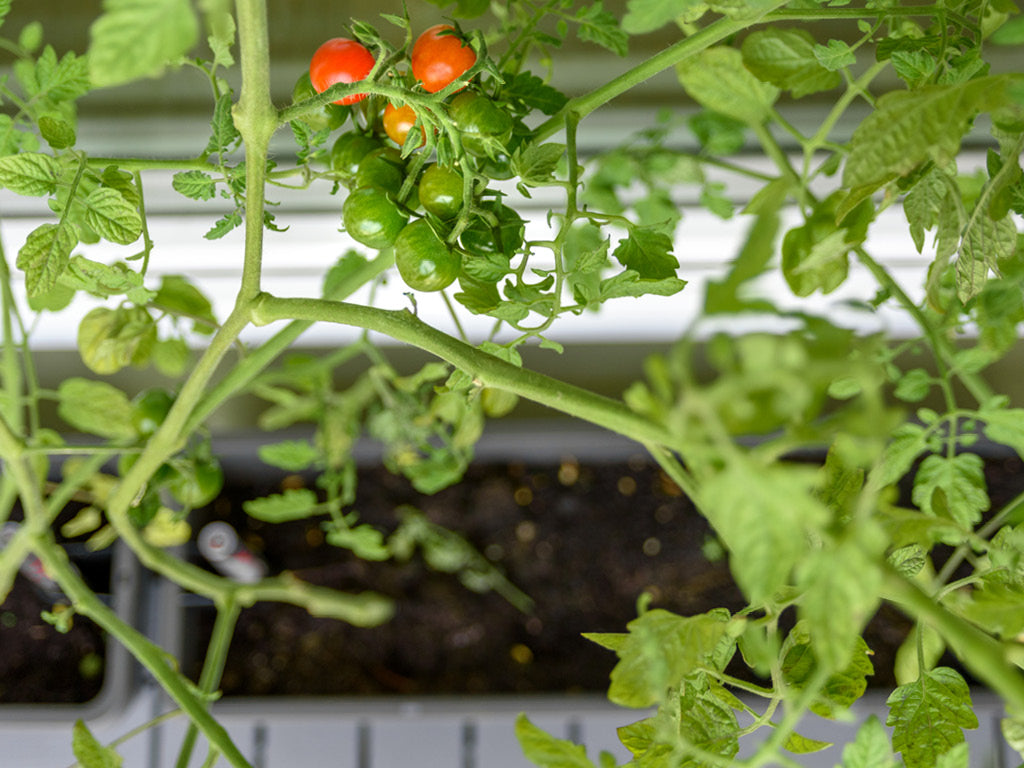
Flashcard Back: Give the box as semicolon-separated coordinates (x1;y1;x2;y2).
418;164;464;220
131;388;175;437
354;146;405;189
449;92;513;157
292;72;349;131
167;459;224;508
460;201;525;257
481;387;519;418
331;132;385;176
395;219;461;292
343;186;409;249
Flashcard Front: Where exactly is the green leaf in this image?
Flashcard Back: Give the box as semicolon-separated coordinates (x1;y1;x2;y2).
83;187;142;245
172;170;217;201
688;110;748;155
677;47;779;126
0;152;62;196
516;714;596;768
991;15;1024;45
77;305;157;375
622;0;707;33
89;0;199;88
258;440;320;472
886;667;978;768
612;226;678;279
512;143;566;187
206;92;241;155
843;75;1021;191
878;422;930;486
781;223;850;296
602;608;731;708
956;212;1017;302
60;255;146;299
16;222;78;297
702;462;828;603
28;281;76;313
1001;716;1024;761
599;270;686;300
243;488;320;523
912;453;989;528
57;378;135;440
840;716;897;768
797;535;883;672
72;719;123;768
785;731;832;754
574;1;628;56
154;274;217;332
502;72;568;115
814;39;856;71
741;28;841;98
325;524;390;561
891;50;937;89
782;626;874;718
894;368;933;402
981;407;1024;458
0;0;11;29
152;337;190;377
39;114;77;150
205;211;242;239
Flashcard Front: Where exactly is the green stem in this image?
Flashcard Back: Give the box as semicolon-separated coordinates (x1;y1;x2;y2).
175;598;241;768
883;567;1024;712
533;2;791;143
764;5;946;21
31;535;253;768
251;294;684;452
86;157;211;172
0;236;22;437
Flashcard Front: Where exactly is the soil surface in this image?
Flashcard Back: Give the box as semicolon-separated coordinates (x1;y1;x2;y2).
183;450;1024;698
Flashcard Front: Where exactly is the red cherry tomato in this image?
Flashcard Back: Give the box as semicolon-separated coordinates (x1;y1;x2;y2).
383;103;425;147
309;38;375;105
411;25;476;93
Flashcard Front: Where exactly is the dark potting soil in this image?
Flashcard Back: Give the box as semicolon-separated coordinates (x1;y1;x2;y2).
0;542;109;704
184;449;1024;698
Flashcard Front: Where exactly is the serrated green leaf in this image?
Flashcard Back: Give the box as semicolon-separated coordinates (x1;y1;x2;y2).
516;714;596;768
258;440;320;472
741;28;841;98
612;226;678;279
77;305;156;375
956;212;1017;302
206;91;240;155
782;625;874;718
877;423;929;487
599;270;686;300
60;255;144;299
243;488;320;523
39;114;77;149
0;152;62;196
888;544;927;578
785;731;833;754
57;378;135;440
840;716;897;768
605;609;731;708
981;407;1024;458
512;143;566;187
912;452;989;527
502;72;568;115
797;536;883;672
574;1;628;56
843;75;1021;191
677;47;779;126
622;0;707;33
16;222;78;297
172;170;217;201
891;49;937;89
702;462;828;603
83;187;142;245
72;719;123;768
89;0;199;88
814;39;856;71
886;667;978;768
205;211;242;239
34;46;91;103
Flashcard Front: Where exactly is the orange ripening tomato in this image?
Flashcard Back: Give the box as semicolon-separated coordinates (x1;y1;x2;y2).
411;25;476;93
309;38;375;105
383;103;426;147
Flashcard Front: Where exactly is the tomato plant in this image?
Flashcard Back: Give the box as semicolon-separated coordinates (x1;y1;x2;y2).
1;1;1023;767
309;37;375;105
411;24;476;93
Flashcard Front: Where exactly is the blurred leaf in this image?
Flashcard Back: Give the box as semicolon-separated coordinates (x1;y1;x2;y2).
244;488;320;523
677;47;779;126
741;28;841;98
516;715;596;768
89;0;199;87
57;378;135;440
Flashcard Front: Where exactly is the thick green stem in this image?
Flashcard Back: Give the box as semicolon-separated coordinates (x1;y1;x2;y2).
0;237;21;436
251;294;683;451
175;598;241;768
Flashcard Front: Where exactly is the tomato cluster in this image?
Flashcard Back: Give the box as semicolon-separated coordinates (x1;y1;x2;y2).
295;23;526;295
